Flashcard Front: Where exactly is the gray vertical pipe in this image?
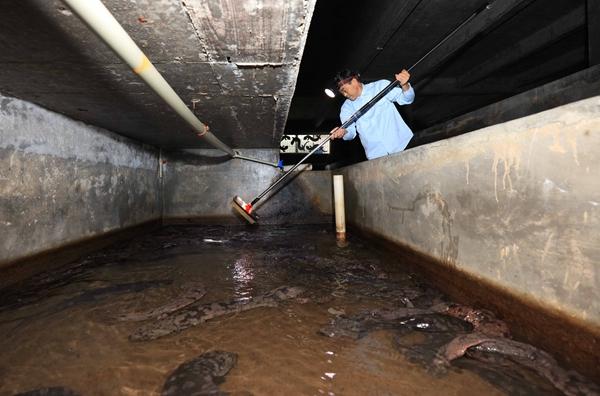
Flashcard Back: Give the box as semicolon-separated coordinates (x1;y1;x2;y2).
61;0;235;157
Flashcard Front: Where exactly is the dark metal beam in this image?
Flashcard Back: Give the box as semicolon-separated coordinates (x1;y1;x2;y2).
410;64;600;147
409;0;534;80
354;0;422;72
588;0;600;65
512;45;587;87
414;44;586;122
418;78;519;95
459;4;584;86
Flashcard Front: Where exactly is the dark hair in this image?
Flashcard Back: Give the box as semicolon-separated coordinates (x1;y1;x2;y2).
333;69;360;86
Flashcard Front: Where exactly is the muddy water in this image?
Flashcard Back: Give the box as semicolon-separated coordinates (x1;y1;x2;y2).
0;225;595;395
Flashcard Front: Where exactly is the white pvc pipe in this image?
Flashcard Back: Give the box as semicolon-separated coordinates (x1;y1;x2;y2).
61;0;235;157
333;175;346;241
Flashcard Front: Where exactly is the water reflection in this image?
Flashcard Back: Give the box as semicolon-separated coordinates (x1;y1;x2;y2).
232;254;255;302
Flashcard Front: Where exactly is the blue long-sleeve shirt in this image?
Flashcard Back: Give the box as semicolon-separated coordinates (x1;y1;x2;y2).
340;79;415;160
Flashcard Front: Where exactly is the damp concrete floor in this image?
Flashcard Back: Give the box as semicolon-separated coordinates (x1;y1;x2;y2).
0;224;598;395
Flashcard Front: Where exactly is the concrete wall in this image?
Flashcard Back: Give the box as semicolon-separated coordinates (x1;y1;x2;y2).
0;94;161;266
0;93;332;267
162;149;333;225
339;96;600;327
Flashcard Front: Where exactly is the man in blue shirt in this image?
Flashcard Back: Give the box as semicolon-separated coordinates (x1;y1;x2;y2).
330;69;415;160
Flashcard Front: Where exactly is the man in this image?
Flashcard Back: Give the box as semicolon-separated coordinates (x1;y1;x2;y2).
330;69;414;160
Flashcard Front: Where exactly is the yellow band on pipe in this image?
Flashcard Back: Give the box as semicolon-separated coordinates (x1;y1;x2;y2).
133;55;151;74
197;126;209;137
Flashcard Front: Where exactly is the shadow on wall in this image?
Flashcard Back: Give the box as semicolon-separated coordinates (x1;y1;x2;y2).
171;150;232;166
241;168;333;225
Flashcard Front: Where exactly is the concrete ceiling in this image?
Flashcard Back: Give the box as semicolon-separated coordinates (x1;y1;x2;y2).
0;0;594;151
0;0;315;149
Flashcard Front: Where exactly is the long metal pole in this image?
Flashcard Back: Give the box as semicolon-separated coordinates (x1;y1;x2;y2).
62;0;236;156
249;2;492;207
251;80;399;204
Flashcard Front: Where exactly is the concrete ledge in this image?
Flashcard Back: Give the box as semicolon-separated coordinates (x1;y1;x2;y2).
162;216;250;226
0;219;161;288
340;96;600;323
162;215;332;226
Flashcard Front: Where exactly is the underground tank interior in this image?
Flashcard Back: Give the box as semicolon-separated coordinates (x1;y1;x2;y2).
1;0;599;395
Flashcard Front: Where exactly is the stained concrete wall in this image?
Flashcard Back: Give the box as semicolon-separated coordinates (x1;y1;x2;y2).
0;94;161;266
162;149;332;225
339;96;600;326
0;93;332;266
